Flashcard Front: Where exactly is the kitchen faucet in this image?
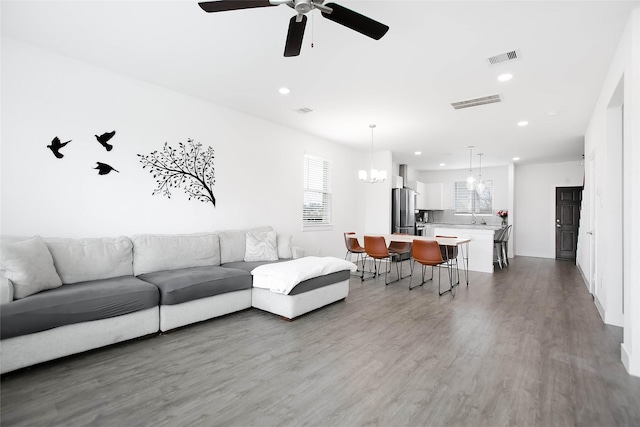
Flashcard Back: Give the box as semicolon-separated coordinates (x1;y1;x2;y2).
471;213;476;224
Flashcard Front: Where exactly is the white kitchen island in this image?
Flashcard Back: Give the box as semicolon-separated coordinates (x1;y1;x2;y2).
433;224;502;273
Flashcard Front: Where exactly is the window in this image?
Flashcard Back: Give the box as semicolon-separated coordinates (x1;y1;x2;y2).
303;154;332;228
454;180;493;215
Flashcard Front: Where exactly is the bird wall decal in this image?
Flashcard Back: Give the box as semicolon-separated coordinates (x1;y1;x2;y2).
95;130;116;151
94;162;119;175
47;136;71;159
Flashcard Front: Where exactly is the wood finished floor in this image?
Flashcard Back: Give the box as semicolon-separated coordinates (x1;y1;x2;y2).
2;257;640;427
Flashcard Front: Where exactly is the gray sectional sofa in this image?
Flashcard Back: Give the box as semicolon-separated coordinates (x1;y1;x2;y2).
0;226;305;374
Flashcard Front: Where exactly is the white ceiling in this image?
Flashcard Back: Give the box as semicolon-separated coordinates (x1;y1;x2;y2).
2;0;638;170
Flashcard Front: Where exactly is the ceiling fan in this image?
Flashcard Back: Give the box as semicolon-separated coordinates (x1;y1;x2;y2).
198;0;389;57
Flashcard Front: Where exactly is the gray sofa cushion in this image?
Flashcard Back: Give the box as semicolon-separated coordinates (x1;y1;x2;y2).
137;266;252;305
221;259;287;273
0;276;159;339
288;270;351;295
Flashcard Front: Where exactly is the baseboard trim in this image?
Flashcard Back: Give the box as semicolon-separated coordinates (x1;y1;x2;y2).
594;295;605;322
621;343;640;377
576;263;590;293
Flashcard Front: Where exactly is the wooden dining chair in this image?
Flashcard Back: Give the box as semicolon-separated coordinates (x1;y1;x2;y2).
410;239;454;295
363;236;401;285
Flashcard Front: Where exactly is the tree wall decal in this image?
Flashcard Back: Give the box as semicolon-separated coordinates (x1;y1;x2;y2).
138;139;216;207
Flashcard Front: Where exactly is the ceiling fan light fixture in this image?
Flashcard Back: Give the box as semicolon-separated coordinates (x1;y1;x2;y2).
294;0;312;14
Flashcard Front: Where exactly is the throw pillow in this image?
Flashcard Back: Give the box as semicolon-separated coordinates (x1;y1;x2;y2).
244;231;278;262
277;233;293;259
0;236;63;299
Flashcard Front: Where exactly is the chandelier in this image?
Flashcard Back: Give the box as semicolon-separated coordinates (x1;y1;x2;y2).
465;146;476;190
359;124;387;183
476;153;486;194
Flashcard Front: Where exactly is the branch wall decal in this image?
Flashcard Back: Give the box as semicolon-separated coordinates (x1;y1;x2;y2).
137;138;216;207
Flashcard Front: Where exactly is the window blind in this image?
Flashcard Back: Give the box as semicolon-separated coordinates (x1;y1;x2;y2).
454;180;493;215
303;154;332;225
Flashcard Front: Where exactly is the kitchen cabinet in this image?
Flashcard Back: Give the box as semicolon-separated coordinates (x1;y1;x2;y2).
410;181;444;210
423;183;444;210
407;180;425;209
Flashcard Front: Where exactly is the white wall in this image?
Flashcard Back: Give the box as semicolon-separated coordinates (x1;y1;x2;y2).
580;7;640;376
363;150;393;234
0;38;366;259
513;161;583;258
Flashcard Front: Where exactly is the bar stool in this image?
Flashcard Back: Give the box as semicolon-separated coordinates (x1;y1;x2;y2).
500;225;512;267
410;239;453;295
343;232;365;272
493;227;507;269
387;233;412;279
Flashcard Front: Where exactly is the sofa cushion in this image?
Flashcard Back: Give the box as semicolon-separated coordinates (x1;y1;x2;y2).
138;266;252;305
44;236;134;284
132;233;220;276
218;226;273;264
221;259;287;273
277;233;293;259
0;236;63;299
0;275;159;339
244;230;278;262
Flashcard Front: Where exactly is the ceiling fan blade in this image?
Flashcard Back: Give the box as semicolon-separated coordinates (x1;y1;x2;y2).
284;15;307;57
321;2;389;40
198;1;276;13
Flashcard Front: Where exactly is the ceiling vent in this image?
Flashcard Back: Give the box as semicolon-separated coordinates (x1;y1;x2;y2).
451;94;502;110
487;49;520;66
295;107;314;114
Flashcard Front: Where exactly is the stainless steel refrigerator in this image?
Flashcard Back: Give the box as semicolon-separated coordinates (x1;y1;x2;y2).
391;188;416;234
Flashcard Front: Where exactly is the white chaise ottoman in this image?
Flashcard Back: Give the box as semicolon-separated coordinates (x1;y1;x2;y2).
251;256;357;320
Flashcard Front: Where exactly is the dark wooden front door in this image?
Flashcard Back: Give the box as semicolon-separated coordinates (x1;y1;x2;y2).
556;186;582;260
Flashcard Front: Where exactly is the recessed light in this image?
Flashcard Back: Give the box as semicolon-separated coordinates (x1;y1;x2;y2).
439;163;446;167
414;151;422;155
278;87;290;95
513;157;520;161
497;73;513;82
517;121;528;127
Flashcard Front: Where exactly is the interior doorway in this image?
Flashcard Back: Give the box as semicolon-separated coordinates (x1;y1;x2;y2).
556;186;582;260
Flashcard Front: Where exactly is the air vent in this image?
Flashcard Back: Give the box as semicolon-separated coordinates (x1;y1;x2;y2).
451;94;502;110
487;50;520;66
295;107;314;114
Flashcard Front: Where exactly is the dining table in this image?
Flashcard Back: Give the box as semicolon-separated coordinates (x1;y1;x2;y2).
356;234;472;291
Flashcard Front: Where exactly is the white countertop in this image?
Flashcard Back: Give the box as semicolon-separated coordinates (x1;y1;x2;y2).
431;223;503;231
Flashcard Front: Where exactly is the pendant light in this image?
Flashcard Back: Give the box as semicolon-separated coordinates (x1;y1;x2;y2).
465;146;476;190
359;124;387;183
476;153;486;194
